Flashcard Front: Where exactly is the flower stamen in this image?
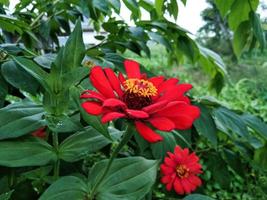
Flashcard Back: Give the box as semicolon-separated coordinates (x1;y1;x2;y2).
176;164;189;178
123;79;157;98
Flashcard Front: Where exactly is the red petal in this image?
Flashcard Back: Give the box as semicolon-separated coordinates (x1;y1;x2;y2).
188;175;202;187
170;115;195;130
149;76;164;88
158;84;192;102
161;175;172;184
82;101;102;115
90;66;115;98
160;164;175;175
80;90;105;101
142;100;168;114
124;60;141;79
148;117;175;131
104;68;124;97
118;72;126;84
174;178;184;195
164;157;176;167
158;78;179;94
181;178;194;194
126;109;149;119
103;98;126;108
101;112;125;123
135;121;163;143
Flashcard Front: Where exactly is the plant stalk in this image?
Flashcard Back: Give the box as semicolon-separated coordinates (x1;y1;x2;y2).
52;131;60;179
89;124;134;199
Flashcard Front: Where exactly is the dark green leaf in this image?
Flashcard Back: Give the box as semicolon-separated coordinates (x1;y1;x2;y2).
39;176;88;200
233;21;251;57
88;157;158;200
250;11;266;50
0;138;56;167
109;0;121;13
184;194;215;200
194;104;217;146
0;74;8;108
1;60;39;94
0;190;14;200
242;114;267;140
59;127;122;162
34;54;56;69
122;0;140;19
92;0;109;13
0;100;45;140
213;107;249;138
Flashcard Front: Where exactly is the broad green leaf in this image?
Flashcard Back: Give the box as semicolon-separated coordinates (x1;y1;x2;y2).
0;100;45;140
233;21;251;57
53;19;85;73
177;35;199;63
59;127;122;162
93;0;109;13
254;144;267;169
213;107;249;138
194;104;217;146
184;194;215;200
169;0;178;20
34;54;56;69
0;190;13;200
228;0;259;31
12;56;49;89
151;131;176;159
155;0;164;17
242;114;267;140
0;74;8;108
214;0;234;17
62;67;89;88
39;176;88;200
88;157;158;200
223;149;245;176
250;11;266;50
0;138;56;167
109;0;121;13
0;14;28;34
1;60;40;94
148;32;172;50
122;0;140;19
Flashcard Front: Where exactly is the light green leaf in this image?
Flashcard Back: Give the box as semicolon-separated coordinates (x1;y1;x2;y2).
155;0;164;17
242;114;267;140
233;21;251;57
214;0;234;17
250;11;266;50
184;194;215;200
0;138;56;167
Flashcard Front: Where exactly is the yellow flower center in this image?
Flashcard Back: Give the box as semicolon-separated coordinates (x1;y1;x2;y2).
123;79;157;98
176;164;189;178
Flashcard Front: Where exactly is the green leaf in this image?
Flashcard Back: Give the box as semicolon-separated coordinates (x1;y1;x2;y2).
0;138;56;167
88;157;158;200
250;11;266;50
109;0;121;13
0;74;8;108
233;21;251;57
148;32;172;50
223;149;244;176
194;104;217;146
93;0;109;13
214;0;234;17
242;114;267;140
59;127;122;162
254;144;267;169
12;56;49;89
39;176;88;200
177;35;199;63
151;131;176;159
0;100;45;140
213;107;249;138
0;190;14;200
53;19;85;73
1;60;40;94
122;0;140;19
34;54;56;69
184;194;215;200
155;0;164;17
228;0;259;31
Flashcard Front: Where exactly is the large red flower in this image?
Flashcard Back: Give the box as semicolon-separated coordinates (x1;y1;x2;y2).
80;60;200;143
161;146;202;195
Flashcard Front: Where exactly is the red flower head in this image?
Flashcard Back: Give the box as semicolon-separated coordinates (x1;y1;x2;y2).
80;60;200;143
31;127;46;139
161;146;202;195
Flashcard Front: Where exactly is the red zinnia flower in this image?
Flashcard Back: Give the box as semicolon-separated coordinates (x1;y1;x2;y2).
31;127;46;139
161;146;202;195
80;60;200;143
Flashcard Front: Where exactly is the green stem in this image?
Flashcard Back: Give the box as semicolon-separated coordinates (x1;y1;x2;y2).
89;124;134;199
53;132;60;179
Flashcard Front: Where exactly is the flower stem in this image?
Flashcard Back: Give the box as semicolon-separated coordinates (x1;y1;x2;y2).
89;124;134;199
52;132;60;179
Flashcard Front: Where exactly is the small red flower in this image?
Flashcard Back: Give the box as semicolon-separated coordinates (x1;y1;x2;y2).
161;146;202;195
81;60;200;143
31;127;46;139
